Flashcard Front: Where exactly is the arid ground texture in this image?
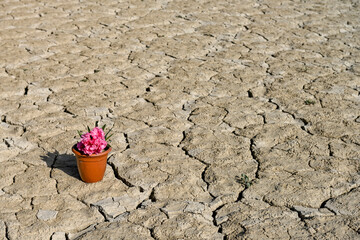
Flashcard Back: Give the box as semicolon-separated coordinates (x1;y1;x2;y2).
0;0;359;239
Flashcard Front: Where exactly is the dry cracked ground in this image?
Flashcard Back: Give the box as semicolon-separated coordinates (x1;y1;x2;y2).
0;0;359;239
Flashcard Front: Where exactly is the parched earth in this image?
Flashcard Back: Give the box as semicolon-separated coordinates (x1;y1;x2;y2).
0;0;359;239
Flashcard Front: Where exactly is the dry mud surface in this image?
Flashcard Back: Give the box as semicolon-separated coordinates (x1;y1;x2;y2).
0;0;360;239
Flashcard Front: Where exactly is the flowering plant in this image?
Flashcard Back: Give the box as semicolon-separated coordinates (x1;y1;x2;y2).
76;122;113;155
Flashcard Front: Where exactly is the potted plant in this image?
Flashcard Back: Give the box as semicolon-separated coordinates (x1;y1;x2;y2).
72;122;113;183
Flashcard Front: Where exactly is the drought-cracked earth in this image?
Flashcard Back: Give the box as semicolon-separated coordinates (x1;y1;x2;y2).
1;0;360;239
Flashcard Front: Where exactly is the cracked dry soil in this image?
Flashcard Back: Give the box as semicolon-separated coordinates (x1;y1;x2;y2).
1;0;360;239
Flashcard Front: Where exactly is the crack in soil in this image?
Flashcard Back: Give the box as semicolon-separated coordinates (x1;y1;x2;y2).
149;227;158;240
4;221;10;240
211;204;226;239
107;162;134;188
250;137;260;179
50;154;60;194
288;206;315;237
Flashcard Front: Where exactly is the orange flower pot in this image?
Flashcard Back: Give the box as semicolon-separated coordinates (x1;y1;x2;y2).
72;144;112;183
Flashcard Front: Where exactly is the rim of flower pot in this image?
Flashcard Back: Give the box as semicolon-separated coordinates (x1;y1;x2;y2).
72;144;112;157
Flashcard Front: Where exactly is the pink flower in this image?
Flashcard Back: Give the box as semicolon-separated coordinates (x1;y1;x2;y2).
92;127;105;139
77;127;108;155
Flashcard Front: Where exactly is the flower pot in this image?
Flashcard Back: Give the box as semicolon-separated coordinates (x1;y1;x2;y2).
72;144;112;183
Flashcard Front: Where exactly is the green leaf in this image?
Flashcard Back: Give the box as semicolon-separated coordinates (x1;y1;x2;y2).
102;124;106;131
95;121;99;127
77;130;83;138
304;99;315;105
105;133;114;141
239;173;252;188
87;126;91;133
105;126;114;139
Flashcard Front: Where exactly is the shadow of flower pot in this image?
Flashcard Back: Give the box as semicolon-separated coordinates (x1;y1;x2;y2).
41;151;81;180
